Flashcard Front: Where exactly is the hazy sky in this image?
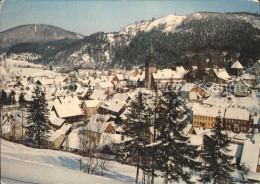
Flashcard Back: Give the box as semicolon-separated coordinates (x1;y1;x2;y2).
0;0;259;35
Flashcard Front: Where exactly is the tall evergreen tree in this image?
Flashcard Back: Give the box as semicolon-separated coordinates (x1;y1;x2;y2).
117;92;152;184
199;112;235;184
26;86;50;147
156;91;201;184
19;92;25;105
0;89;8;105
8;90;16;105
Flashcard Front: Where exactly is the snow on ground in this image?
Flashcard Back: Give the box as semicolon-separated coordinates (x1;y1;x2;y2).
3;59;57;77
203;86;260;114
1;139;214;184
1;139;130;184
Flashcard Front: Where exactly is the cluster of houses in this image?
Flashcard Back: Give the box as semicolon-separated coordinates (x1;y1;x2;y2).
1;53;260;181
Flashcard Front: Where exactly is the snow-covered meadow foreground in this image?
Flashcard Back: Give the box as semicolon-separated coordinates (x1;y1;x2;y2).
1;139;171;184
1;139;144;184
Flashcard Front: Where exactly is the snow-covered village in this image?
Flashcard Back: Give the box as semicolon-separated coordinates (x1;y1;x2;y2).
1;1;260;184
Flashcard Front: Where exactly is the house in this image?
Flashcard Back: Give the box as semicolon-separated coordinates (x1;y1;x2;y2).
51;99;85;123
224;107;251;133
82;100;102;118
180;83;196;100
180;83;210;101
115;81;129;93
230;61;244;76
233;78;249;97
44;130;66;149
85;114;116;145
251;60;260;76
89;89;108;101
110;93;130;104
43;123;72;149
113;74;128;83
2;121;26;140
98;99;126;117
240;135;260;174
62;128;84;152
152;67;187;90
1;110;28;140
241;73;256;88
128;73;145;87
95;81;115;95
35;78;54;89
207;68;231;84
227;143;243;165
49;111;67;129
98;133;123;154
192;104;225;129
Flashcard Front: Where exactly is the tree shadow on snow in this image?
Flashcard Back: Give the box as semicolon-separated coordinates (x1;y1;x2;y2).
58;156;80;170
104;168;141;184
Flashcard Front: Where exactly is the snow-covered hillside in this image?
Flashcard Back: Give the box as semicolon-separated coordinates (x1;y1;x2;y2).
120;14;187;36
41;11;260;69
1;139;137;184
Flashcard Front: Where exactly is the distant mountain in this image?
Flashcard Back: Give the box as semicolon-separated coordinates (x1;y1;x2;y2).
6;12;260;69
38;12;259;69
0;24;84;52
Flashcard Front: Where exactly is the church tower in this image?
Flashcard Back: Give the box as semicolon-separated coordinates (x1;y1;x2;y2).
145;45;157;89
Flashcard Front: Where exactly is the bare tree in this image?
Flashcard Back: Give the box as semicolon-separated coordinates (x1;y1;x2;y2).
79;114;112;175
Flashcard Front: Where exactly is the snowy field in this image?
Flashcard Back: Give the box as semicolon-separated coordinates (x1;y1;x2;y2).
2;139;243;184
1;139;164;184
203;86;260;114
1;59;57;77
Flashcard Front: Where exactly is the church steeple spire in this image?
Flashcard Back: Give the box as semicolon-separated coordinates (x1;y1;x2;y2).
149;43;154;56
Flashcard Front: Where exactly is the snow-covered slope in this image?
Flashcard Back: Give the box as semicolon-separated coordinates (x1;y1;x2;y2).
120;14;187;36
1;139;132;184
15;12;260;69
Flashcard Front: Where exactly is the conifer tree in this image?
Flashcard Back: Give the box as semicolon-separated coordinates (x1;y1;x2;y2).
26;86;50;147
199;112;235;184
118;92;152;184
8;90;16;105
19;92;25;105
0;89;8;105
156;91;201;184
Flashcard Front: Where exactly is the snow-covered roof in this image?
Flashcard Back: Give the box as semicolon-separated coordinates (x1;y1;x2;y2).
193;127;213;136
247;172;260;182
51;117;66;127
62;128;83;150
98;81;114;89
224;107;250;121
153;67;187;81
59;123;72;134
99;133;123;150
212;68;231;80
100;99;125;113
52;102;84;118
227;143;243;164
181;83;196;92
231;61;244;69
89;89;107;101
192;104;225;118
240;139;260;172
84;100;101;108
47;129;65;142
58;96;81;106
188;134;203;148
111;93;130;102
86;116;111;134
86;114;115;133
